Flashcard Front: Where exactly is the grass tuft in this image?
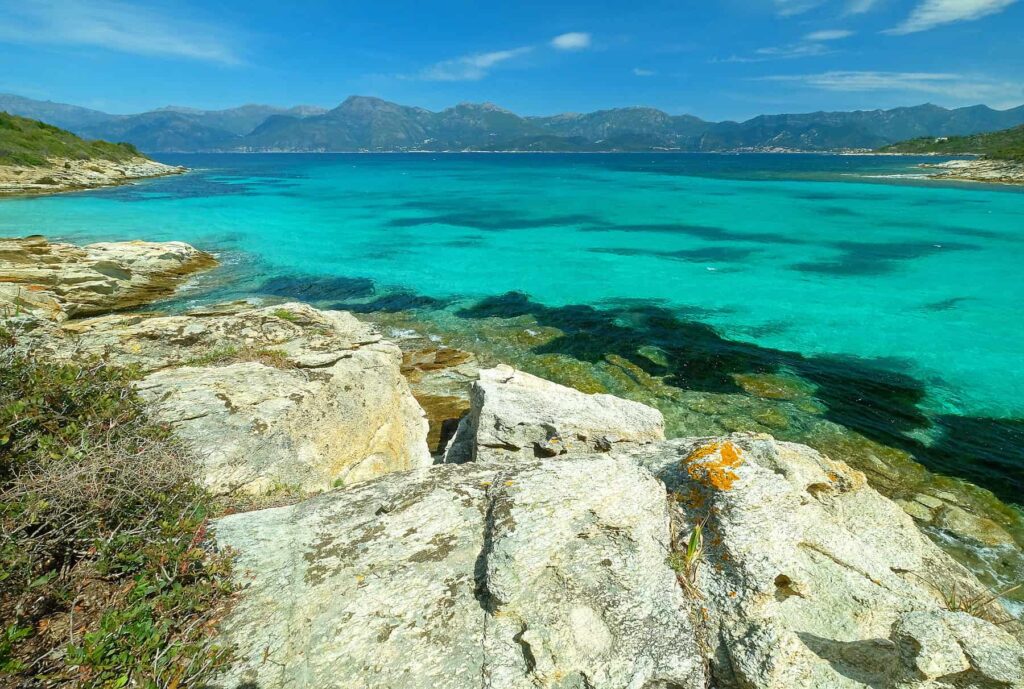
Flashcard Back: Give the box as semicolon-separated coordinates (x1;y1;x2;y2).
0;333;235;687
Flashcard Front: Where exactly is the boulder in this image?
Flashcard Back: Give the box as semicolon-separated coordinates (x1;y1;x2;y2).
618;434;1024;689
21;301;432;495
0;235;216;320
211;456;706;689
444;364;665;463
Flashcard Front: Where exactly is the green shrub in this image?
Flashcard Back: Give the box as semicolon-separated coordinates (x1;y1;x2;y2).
0;337;235;687
0;111;143;167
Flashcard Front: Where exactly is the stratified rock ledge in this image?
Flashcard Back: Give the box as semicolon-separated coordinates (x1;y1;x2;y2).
0;235;216;320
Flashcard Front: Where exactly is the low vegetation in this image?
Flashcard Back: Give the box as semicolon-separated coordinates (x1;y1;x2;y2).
0;328;234;687
181;345;293;369
0;112;143;167
880;124;1024;160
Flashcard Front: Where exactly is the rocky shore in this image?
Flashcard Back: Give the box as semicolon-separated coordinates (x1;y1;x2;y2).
0;156;184;195
2;236;1022;688
921;158;1024;185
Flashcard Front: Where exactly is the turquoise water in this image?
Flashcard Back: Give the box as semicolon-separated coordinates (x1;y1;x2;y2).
1;153;1022;501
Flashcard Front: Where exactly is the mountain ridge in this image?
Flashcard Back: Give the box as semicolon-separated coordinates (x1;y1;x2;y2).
3;93;1024;153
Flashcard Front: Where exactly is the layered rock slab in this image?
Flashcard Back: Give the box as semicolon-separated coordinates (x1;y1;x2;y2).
18;301;431;495
0;235;216;320
619;435;1024;689
212;456;706;689
444;364;665;463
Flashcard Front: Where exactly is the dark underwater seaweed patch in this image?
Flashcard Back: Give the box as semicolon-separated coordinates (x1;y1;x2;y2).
388;211;602;231
258;274;375;301
589;246;760;263
816;206;860;217
922;297;973;311
454;291;1023;502
577;222;805;245
792;240;980;276
330;292;449;313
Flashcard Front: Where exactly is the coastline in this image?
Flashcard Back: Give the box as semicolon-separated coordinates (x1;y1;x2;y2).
0;156;186;196
3;235;1022;686
919;157;1024;186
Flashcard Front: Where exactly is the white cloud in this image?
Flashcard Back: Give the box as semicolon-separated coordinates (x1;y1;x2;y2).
846;0;883;13
0;0;241;64
804;29;854;40
756;43;832;58
719;41;832;62
550;32;592;50
887;0;1018;34
774;0;825;16
632;68;656;76
418;47;532;81
762;70;1024;106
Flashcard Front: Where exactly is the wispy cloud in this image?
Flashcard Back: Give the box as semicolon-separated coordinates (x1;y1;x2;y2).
632;68;656;77
717;41;833;63
773;0;825;16
550;32;592;50
846;0;883;14
418;47;532;81
886;0;1018;34
804;29;854;40
762;70;1024;106
0;0;242;64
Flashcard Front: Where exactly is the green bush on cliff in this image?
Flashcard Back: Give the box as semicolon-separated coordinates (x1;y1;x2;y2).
0;337;234;687
0;111;143;167
879;124;1024;161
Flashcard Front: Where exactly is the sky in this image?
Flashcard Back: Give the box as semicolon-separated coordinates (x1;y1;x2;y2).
0;0;1022;121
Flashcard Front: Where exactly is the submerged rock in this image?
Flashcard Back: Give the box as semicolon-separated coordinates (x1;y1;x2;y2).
212;456;706;689
444;364;665;463
0;235;216;320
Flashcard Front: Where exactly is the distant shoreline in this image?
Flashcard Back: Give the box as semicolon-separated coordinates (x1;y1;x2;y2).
0;158;186;197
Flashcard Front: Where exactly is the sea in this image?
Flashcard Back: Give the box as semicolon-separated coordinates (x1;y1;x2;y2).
2;152;1022;554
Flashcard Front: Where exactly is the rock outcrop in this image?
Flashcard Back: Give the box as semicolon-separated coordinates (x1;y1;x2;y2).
19;301;432;495
923;158;1024;186
0;235;216;320
213;456;706;689
444;364;665;463
213;429;1024;688
0;157;184;196
620;435;1024;689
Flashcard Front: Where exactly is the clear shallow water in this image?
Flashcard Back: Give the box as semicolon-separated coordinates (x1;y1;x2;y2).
1;152;1022;502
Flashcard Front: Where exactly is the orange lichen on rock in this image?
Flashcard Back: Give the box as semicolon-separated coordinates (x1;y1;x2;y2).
683;441;744;491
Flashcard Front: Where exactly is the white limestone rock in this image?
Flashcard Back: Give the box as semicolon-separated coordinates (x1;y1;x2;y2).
444;364;664;463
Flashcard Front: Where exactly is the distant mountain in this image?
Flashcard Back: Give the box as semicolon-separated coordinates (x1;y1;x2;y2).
0;94;115;131
3;93;1024;153
77;112;242;152
880;124;1024;160
154;104;328;136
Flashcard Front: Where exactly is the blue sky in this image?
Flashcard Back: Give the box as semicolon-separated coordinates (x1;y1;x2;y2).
0;0;1022;120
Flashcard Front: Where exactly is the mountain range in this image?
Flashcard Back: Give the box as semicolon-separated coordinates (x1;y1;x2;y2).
3;93;1024;153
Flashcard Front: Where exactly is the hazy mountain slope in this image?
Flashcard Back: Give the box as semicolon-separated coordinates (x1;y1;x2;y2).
0;94;116;131
4;93;1024;153
78;112;240;152
155;104;328;135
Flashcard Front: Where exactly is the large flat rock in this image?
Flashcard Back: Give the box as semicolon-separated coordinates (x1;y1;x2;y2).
212;456;706;689
444;364;665;463
0;235;216;320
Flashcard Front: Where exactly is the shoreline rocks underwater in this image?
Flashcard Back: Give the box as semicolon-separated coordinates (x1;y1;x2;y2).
1;236;1022;688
